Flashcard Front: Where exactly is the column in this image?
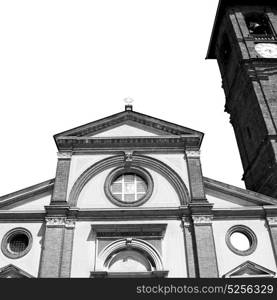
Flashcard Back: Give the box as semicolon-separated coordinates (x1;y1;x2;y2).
191;215;219;278
182;217;197;278
185;150;206;202
51;152;72;205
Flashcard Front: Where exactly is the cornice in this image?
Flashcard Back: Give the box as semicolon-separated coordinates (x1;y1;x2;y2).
55;135;202;151
77;207;189;220
54;110;203;139
0;211;45;221
212;207;265;219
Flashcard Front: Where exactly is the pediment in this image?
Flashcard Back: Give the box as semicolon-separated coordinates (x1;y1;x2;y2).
204;177;277;208
0;264;34;278
91;122;165;138
54;109;203;151
0;179;53;210
223;261;275;278
54;109;203;139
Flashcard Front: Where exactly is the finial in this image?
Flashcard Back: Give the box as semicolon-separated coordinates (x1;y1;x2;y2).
124;97;134;111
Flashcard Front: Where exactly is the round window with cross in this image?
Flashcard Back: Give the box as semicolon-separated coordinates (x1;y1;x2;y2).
105;167;153;206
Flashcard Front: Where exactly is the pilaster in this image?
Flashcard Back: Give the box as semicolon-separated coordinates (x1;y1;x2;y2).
265;207;277;269
191;214;219;278
181;217;197;278
51;152;72;205
38;206;77;278
185;150;206;202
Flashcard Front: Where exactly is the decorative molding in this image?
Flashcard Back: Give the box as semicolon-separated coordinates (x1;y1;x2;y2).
65;219;76;228
267;217;277;226
225;225;257;256
1;228;33;259
204;177;277;206
124;150;133;167
185;150;201;158
55;136;201;151
68;154;189;206
104;166;154;207
0;264;34;278
181;216;191;227
92;223;167;238
0;179;54;209
45;217;76;228
223;260;275;278
192;215;213;225
98;238;164;272
45;217;66;227
57;152;72;159
54;110;203;139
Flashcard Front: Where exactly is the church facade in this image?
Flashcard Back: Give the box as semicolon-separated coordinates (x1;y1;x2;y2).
0;0;277;278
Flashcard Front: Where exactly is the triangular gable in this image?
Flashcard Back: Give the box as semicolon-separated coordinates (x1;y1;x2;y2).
54;109;203;151
0;264;34;278
91;123;167;138
223;261;276;278
0;179;54;210
54;109;203;139
204;177;277;208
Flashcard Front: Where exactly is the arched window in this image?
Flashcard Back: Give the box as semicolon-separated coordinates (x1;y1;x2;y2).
91;238;168;278
107;249;152;272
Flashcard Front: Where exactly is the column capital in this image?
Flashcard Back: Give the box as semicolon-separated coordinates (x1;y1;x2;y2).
45;217;66;227
185;150;201;159
267;216;277;227
57;152;72;159
45;217;76;228
192;215;213;225
181;216;191;227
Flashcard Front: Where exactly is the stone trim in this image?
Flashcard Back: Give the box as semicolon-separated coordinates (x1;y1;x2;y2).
68;154;189;206
0;179;54;209
56;136;201;151
104;166;153;207
39;216;76;278
97;238;164;272
186;156;207;202
192;215;213;225
51;156;72;204
0;264;34;278
54;109;203;139
1;228;33;259
57;152;72;159
185;150;201;158
204;177;277;205
45;217;76;228
181;217;197;278
225;225;257;256
267;216;277;227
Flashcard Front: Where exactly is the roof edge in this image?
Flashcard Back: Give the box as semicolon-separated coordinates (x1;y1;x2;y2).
0;179;54;208
204;176;277;205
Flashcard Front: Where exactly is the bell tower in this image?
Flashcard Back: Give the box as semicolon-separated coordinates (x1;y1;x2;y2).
207;0;277;197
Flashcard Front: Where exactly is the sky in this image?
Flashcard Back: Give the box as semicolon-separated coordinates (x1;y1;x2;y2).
0;0;245;196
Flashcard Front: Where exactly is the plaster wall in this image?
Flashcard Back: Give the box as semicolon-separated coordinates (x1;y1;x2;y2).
0;222;44;277
70;220;187;278
77;167;180;208
213;219;277;277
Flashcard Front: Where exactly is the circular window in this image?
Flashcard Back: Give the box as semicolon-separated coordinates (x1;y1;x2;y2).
226;225;257;256
105;167;153;206
1;228;32;259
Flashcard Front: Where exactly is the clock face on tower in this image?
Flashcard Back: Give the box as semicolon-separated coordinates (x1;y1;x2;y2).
255;43;277;58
